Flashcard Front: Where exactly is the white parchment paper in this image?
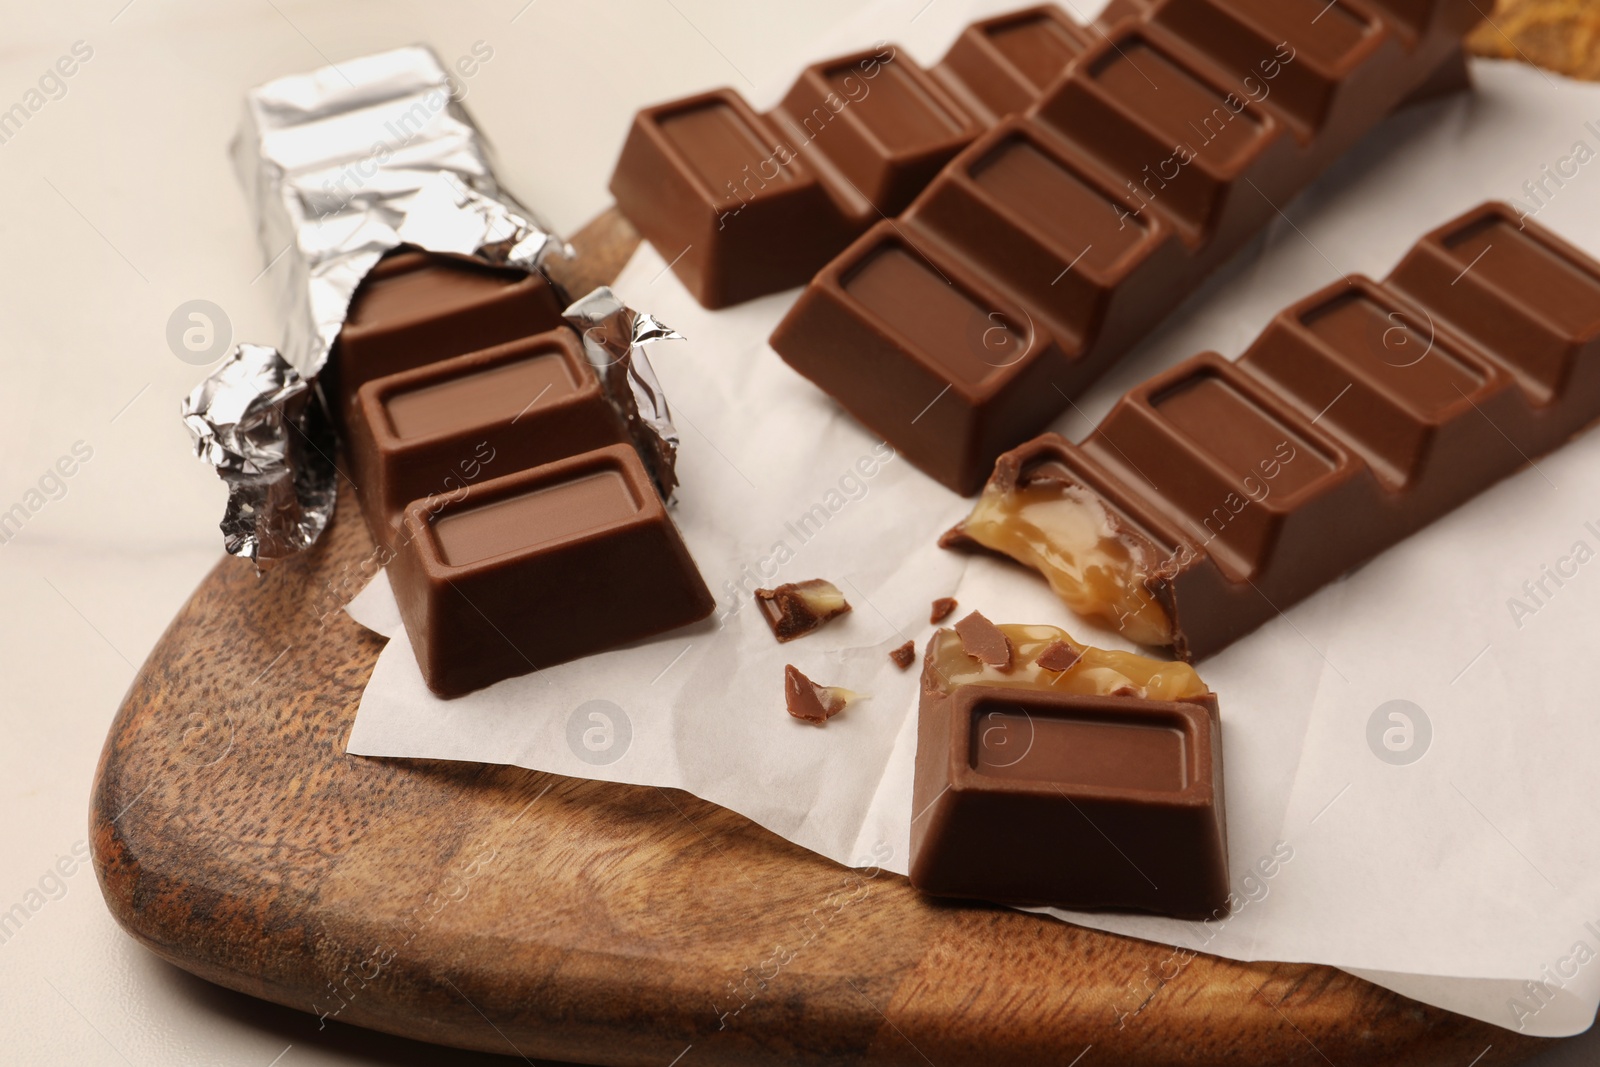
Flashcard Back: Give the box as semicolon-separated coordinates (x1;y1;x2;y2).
346;0;1600;1038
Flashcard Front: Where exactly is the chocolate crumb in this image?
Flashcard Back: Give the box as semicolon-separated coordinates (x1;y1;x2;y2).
755;579;851;642
1036;640;1081;672
889;640;916;670
929;597;958;624
954;611;1011;669
784;664;855;725
1111;684;1145;699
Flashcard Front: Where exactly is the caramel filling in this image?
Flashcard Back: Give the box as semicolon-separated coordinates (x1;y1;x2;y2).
928;624;1206;702
959;479;1174;647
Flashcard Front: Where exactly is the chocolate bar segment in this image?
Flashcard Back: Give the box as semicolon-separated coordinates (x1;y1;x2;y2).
616;1;1473;312
610;8;1091;308
332;249;567;411
946;203;1600;660
911;623;1228;917
388;444;714;698
345;328;629;547
772;0;1479;492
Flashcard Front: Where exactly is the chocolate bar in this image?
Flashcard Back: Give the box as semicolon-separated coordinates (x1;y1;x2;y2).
345;328;629;548
945;202;1600;661
330;249;567;412
610;6;1096;307
911;618;1228;917
388;444;714;698
770;0;1480;492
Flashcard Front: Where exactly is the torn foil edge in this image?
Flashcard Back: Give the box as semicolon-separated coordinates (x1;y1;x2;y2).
189;47;686;566
230;44;566;382
564;287;684;504
188;45;567;567
180;344;336;566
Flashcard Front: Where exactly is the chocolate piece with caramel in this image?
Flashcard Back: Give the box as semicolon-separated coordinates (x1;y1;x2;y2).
910;621;1228;918
755;579;851;642
784;664;859;725
943;203;1600;661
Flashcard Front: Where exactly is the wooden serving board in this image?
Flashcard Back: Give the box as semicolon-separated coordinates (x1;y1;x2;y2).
93;8;1600;1052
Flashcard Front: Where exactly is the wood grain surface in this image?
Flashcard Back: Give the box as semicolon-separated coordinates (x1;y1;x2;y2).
92;9;1597;1060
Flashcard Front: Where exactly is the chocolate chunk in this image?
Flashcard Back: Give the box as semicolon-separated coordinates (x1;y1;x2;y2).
754;579;851;642
953;611;1011;669
948;202;1600;661
912;657;1228;917
386;444;714;698
1035;640;1080;673
332;250;567;415
784;664;856;726
889;640;916;670
929;596;958;624
610;9;1094;308
346;327;629;549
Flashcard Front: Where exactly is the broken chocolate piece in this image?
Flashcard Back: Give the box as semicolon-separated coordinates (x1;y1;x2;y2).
1035;639;1081;673
754;579;852;642
953;610;1011;669
889;640;917;670
784;664;857;725
946;202;1600;661
929;596;958;623
912;621;1227;917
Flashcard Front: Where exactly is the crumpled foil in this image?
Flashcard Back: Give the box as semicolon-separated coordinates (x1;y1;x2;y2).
564;287;685;502
180;345;336;564
188;46;686;566
231;44;565;380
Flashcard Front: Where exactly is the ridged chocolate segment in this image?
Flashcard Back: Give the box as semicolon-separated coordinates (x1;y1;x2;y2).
951;204;1600;661
772;0;1479;493
610;6;1091;308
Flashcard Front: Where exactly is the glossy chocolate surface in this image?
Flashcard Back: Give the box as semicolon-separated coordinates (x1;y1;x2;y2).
770;0;1479;492
345;328;629;547
331;249;567;413
910;625;1228;917
609;6;1093;307
949;203;1600;661
387;445;714;698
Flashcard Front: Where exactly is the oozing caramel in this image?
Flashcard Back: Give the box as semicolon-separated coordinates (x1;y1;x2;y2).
958;479;1174;647
927;624;1206;702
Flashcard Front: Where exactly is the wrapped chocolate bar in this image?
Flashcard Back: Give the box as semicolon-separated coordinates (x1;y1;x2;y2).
186;46;570;565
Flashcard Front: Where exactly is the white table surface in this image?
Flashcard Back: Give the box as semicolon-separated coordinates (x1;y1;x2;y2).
0;1;1594;1063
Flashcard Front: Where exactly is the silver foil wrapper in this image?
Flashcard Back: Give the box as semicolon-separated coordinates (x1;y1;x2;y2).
231;44;564;380
180;345;336;565
564;287;684;502
187;45;684;566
